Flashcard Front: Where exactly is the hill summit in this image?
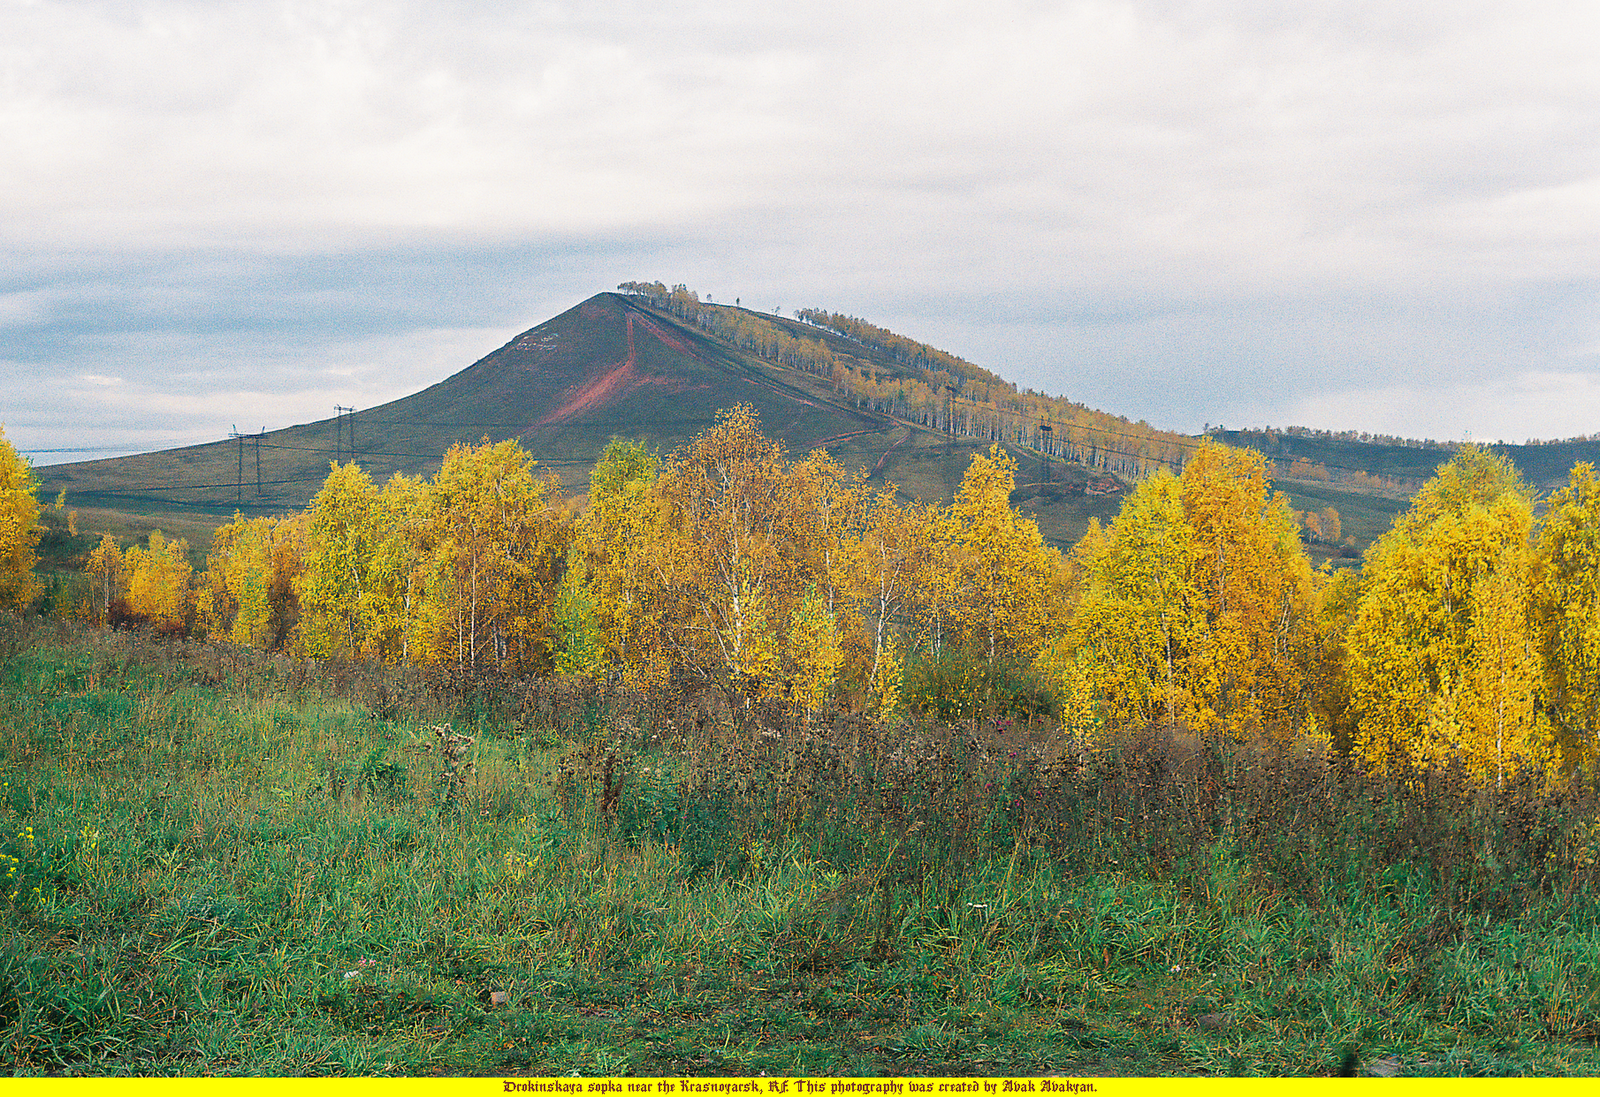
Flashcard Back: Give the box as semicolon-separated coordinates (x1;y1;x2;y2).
38;290;1142;548
36;284;1600;560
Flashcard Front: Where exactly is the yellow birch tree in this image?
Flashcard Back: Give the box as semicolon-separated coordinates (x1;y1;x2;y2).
123;531;192;632
413;439;562;673
842;489;937;701
1531;461;1600;771
297;462;387;660
199;513;305;649
787;583;844;715
651;406;800;700
0;427;40;611
368;473;430;663
1049;469;1201;731
1178;440;1317;738
552;548;607;680
1347;447;1545;779
578;438;670;687
940;445;1063;662
84;533;123;627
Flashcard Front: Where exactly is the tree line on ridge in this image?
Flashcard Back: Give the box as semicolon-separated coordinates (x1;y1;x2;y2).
616;282;1193;480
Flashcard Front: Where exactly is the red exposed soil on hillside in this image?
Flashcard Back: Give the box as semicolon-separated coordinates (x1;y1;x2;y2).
530;314;703;428
631;312;700;359
531;360;641;428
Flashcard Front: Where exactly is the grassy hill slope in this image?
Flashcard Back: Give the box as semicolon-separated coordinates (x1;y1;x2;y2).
38;291;1600;564
37;293;1127;554
1217;428;1600;493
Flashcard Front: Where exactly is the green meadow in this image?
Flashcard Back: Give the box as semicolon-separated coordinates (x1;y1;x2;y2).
3;617;1598;1077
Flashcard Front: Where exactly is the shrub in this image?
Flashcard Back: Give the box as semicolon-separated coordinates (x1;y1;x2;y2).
901;647;1059;721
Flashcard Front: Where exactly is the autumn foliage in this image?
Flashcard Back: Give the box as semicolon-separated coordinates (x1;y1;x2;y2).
0;427;40;611
1043;441;1315;740
49;408;1600;785
1346;448;1544;782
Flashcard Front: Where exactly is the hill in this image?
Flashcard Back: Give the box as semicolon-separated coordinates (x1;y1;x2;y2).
1216;426;1600;493
37;292;1130;554
38;287;1600;563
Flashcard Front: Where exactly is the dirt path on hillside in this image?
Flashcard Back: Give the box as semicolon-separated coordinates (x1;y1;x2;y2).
807;426;881;450
873;425;913;473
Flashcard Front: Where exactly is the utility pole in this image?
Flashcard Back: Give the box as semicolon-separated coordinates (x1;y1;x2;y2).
334;405;356;463
230;425;243;504
1039;423;1052;484
230;426;269;502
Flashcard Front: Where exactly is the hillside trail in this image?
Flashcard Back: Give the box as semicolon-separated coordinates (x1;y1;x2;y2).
807;426;881;450
872;425;913;473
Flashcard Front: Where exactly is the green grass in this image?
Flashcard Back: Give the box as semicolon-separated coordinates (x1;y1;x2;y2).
3;618;1599;1076
1272;478;1410;561
49;506;223;563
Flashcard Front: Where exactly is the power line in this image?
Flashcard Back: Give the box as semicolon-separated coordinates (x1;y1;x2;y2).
36;417;741;463
251;439;590;462
39;422;1418;497
35;372;1478;509
59;473;332;494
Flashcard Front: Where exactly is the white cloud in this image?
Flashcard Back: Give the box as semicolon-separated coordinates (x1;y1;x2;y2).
3;0;1599;449
6;321;524;461
1286;368;1600;452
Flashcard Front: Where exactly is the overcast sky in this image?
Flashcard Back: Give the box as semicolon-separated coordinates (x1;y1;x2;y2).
4;0;1598;464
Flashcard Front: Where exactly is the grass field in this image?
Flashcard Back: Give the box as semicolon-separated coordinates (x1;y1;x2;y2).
4;618;1599;1077
1270;479;1411;568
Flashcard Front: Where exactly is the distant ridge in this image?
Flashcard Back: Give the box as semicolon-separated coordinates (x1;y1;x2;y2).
1214;427;1600;493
